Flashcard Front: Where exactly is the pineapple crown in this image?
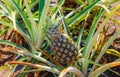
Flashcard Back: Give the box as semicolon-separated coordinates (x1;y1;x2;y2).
47;22;61;40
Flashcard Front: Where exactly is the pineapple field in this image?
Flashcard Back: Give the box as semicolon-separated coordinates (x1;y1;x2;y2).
0;0;120;77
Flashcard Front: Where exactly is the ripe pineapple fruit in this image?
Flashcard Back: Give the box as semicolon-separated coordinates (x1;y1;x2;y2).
48;24;78;65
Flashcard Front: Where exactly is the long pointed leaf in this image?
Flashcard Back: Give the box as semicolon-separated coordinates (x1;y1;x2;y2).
91;28;120;72
11;0;34;41
24;0;37;43
82;8;104;75
0;2;10;14
89;62;120;77
0;40;53;66
59;67;85;77
67;0;100;26
59;9;71;37
37;0;50;47
76;25;84;49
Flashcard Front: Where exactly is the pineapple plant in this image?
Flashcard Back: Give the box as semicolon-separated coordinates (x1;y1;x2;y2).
48;24;78;65
0;0;120;77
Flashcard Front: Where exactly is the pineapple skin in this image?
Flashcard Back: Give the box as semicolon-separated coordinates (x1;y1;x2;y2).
51;34;78;65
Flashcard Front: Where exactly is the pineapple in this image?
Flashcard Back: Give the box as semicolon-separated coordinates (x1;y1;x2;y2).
48;24;78;65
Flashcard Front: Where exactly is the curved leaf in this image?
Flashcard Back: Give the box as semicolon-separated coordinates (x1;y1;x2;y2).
0;40;54;66
89;62;120;77
59;67;85;77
